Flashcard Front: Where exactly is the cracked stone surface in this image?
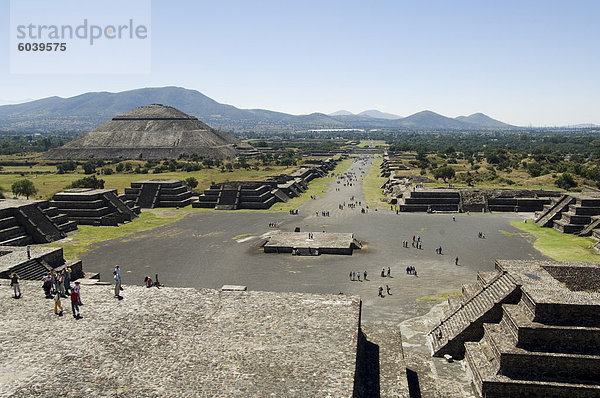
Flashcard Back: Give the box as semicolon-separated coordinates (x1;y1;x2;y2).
0;281;360;398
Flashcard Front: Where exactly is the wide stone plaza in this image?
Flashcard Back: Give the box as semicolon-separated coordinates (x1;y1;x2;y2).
1;156;555;397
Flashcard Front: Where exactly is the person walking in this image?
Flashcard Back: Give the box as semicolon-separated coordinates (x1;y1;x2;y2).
349;271;352;281
10;273;21;298
54;289;63;316
70;288;81;318
387;267;391;277
378;286;384;297
364;270;368;281
74;281;82;305
455;256;459;265
386;285;391;295
114;265;122;298
26;245;31;259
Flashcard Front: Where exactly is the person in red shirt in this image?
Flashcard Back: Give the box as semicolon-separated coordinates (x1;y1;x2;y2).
70;289;81;319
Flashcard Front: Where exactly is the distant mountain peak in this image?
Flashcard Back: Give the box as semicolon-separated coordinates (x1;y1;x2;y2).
357;109;401;120
329;110;354;116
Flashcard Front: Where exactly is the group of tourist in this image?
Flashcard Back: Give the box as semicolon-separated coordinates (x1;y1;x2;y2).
288;209;299;215
406;266;417;276
42;268;72;299
268;222;280;228
41;269;82;318
378;284;391;297
381;267;391;277
316;211;330;217
349;270;368;282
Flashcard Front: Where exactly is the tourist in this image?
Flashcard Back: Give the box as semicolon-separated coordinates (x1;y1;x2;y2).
63;268;71;294
70;288;81;318
349;271;352;281
54;289;63;316
74;281;82;305
26;245;31;259
378;286;384;297
51;270;59;294
455;256;459;265
352;271;356;281
114;265;122;298
406;266;410;274
387;267;391;277
364;270;368;281
357;272;361;282
145;276;153;288
386;285;391;295
10;273;21;298
381;268;385;277
58;273;66;297
42;272;52;298
452;216;456;222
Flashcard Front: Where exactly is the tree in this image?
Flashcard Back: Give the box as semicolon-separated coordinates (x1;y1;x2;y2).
432;166;455;182
184;177;198;189
82;161;96;175
12;179;37;199
555;173;577;190
69;175;105;189
527;162;542;177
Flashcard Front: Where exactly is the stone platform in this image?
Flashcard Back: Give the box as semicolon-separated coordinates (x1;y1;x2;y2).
263;231;362;255
0;282;361;397
0;245;82;280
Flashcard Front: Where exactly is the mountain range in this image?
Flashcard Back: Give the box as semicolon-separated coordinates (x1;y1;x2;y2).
0;86;517;134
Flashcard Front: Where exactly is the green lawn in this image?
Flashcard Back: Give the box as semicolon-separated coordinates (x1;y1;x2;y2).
510;220;600;262
357;140;388;148
0;164;299;200
362;157;388;210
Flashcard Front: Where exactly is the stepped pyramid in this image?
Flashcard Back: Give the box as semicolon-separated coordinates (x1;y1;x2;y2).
42;104;256;160
428;259;600;397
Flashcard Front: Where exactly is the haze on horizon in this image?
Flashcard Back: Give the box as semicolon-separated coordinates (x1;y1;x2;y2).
1;0;599;127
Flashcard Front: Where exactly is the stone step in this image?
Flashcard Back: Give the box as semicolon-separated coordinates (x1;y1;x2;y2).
0;233;32;247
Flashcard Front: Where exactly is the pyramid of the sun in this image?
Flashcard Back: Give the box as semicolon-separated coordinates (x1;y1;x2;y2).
42;104;253;160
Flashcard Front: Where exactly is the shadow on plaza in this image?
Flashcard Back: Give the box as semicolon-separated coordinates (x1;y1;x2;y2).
354;328;380;397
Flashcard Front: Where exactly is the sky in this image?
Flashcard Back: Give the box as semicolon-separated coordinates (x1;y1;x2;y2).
1;0;599;126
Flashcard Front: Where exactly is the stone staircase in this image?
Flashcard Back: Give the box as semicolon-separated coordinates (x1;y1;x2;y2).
465;299;600;397
7;258;50;280
428;270;520;358
136;183;160;208
400;190;460;212
36;202;77;233
535;194;575;227
215;187;240;210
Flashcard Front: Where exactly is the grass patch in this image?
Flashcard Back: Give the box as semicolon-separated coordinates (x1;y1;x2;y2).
357;140;388;148
232;234;250;240
44;209;188;259
269;158;353;213
0;164;299;200
417;291;461;301
510;220;600;262
362;157;388;210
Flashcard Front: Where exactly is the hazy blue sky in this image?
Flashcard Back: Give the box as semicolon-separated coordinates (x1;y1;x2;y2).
1;0;599;126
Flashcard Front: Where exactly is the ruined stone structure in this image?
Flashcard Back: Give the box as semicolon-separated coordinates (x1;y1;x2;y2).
41;104;257;160
263;232;362;255
120;179;193;209
51;188;139;226
536;193;600;235
428;260;600;397
193;159;337;210
0;200;76;246
0;245;82;281
394;187;559;213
